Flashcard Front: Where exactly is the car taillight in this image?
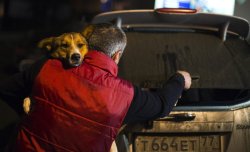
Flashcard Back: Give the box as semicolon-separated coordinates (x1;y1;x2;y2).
155;8;197;14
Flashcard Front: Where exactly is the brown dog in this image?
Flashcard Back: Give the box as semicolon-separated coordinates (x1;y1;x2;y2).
38;32;88;67
23;32;89;114
23;24;97;114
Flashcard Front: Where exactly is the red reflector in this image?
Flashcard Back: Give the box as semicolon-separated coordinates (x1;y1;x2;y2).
155;8;197;14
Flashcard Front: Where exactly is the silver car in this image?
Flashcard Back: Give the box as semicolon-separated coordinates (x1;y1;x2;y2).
92;9;250;152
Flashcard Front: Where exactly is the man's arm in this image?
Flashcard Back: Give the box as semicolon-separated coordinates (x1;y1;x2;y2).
123;71;191;124
0;57;47;114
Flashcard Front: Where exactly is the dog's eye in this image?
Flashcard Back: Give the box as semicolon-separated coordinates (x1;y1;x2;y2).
77;43;84;48
61;43;69;49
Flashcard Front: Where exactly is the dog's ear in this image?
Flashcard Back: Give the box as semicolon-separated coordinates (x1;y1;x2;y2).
81;24;95;40
38;37;54;52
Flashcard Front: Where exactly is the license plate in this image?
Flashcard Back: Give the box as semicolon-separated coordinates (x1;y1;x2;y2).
134;135;220;152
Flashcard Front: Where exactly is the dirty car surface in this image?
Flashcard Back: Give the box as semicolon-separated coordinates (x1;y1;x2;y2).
92;9;250;152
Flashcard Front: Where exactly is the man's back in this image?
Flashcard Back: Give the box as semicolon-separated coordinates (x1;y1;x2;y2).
15;51;134;152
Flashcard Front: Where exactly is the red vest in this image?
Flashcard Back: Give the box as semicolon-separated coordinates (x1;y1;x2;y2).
15;51;134;152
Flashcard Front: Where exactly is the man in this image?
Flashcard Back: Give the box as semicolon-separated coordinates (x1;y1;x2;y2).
0;23;191;152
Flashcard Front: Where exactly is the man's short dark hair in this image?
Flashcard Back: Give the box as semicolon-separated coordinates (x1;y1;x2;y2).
88;23;127;57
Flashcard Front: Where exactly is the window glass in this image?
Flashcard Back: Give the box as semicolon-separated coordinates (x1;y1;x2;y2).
118;31;250;105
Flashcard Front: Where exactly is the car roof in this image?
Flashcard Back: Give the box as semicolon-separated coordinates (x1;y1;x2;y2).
92;9;250;39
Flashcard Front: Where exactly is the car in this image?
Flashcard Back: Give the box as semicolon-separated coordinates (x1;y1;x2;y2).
91;8;250;152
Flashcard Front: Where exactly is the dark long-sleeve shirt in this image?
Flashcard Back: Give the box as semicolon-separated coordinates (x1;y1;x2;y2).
0;56;185;124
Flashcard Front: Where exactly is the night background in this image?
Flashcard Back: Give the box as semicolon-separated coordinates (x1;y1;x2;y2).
0;0;249;78
0;0;249;151
0;0;154;79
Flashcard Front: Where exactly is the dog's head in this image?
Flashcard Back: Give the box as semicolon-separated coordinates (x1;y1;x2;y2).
38;32;88;67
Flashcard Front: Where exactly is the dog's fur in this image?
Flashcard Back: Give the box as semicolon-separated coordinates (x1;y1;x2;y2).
38;32;88;68
23;32;90;114
23;24;97;114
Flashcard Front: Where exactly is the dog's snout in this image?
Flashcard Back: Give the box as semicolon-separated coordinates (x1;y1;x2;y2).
71;53;81;61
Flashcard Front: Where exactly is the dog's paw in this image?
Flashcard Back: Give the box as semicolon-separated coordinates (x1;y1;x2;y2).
23;97;31;114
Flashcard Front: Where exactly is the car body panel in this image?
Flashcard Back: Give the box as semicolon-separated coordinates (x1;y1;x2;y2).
227;107;250;152
126;111;234;133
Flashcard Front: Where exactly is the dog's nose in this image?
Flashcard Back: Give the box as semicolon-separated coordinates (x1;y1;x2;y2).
71;53;81;62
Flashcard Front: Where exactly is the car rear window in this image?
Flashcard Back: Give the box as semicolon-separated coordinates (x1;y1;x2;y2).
118;30;250;106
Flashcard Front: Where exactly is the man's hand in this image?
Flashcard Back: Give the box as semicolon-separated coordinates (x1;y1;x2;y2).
177;71;192;90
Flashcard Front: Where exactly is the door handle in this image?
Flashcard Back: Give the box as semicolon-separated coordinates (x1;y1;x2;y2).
160;113;196;121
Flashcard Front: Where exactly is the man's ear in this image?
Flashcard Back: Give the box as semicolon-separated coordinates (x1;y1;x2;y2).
38;37;54;52
112;51;122;64
82;24;95;40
